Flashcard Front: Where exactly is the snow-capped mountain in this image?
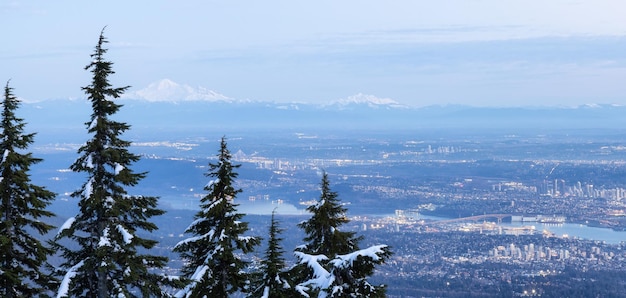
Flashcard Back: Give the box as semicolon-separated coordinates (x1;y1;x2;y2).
324;93;407;110
123;79;231;102
25;79;626;135
123;80;409;111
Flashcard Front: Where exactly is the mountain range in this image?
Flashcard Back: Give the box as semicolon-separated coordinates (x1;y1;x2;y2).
19;79;626;140
122;79;232;102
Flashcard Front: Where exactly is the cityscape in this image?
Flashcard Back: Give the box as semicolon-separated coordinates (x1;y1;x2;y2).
34;127;626;296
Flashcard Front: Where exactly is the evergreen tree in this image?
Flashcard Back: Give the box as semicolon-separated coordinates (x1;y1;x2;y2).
249;210;294;298
297;172;361;257
174;136;260;297
294;172;391;297
0;81;57;297
53;28;171;298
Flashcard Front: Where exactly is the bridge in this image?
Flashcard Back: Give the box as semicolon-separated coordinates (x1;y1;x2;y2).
432;214;512;225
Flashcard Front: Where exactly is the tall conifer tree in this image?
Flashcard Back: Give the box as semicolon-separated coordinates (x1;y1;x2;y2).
297;172;361;257
174;136;260;297
294;172;391;297
0;81;57;297
54;28;170;298
249;210;294;298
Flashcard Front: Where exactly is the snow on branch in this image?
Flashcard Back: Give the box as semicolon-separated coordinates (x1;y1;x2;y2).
237;235;256;243
184;218;205;232
88;116;98;130
295;245;389;297
294;252;332;295
174;229;216;249
57;217;76;237
329;244;389;269
83;177;94;198
114;163;124;175
83;154;94;169
205;198;224;213
116;224;134;244
98;227;111;247
1;149;9;164
205;178;220;189
56;260;84;298
174;265;210;298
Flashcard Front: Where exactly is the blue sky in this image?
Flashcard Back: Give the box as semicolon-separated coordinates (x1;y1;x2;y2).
1;0;625;106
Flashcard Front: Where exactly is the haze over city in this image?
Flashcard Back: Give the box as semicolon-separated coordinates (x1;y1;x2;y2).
2;0;626;107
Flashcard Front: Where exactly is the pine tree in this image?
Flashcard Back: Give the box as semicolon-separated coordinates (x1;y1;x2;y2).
294;172;391;297
174;136;261;297
0;81;57;297
297;172;361;257
53;28;171;298
249;210;295;298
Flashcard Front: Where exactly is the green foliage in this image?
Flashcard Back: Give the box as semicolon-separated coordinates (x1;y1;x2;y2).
249;210;296;298
294;172;391;297
0;81;57;297
297;172;362;257
174;136;261;297
53;28;172;298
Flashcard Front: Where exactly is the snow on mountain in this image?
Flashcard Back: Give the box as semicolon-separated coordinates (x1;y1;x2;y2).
325;93;407;109
123;79;231;102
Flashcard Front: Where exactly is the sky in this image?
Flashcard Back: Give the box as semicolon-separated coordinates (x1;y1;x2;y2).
1;0;626;107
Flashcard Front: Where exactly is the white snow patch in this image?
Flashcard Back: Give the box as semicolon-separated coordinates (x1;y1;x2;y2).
114;163;124;175
205;198;224;213
98;227;111;247
88;117;98;130
56;260;84;298
1;149;9;163
57;217;75;237
238;235;256;243
84;154;94;169
295;285;311;298
295;246;388;298
262;286;270;298
191;265;209;283
83;177;94;198
330;245;388;268
205;178;219;188
117;225;134;244
174;229;215;249
105;196;115;208
184;218;205;232
175;265;210;298
294;252;331;294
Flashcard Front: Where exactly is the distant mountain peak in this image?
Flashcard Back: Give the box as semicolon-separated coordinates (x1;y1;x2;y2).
326;93;407;109
123;79;231;102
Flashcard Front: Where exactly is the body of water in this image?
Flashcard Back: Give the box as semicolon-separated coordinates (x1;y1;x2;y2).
162;195;305;215
501;221;626;244
418;214;626;244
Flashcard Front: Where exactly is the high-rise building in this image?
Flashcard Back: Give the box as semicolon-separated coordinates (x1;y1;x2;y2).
585;184;593;197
